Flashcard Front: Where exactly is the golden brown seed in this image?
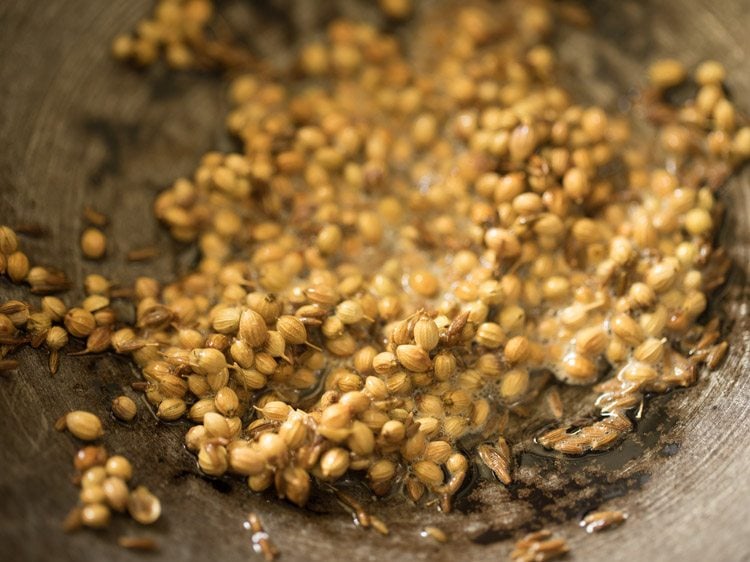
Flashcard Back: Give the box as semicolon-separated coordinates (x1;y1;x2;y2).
647;260;678;293
112;396;137;422
103;477;129;512
106;456;133;481
189;347;226;376
81;503;111;529
501;369;530;399
82;295;110;313
713;99;736;131
7;251;29;282
239;309;268;347
575;326;608;356
379;0;412;19
258;432;288;465
280;465;311;507
184;426;207;452
81;227;107;260
46;326;69;351
317;447;349;481
733;127;750;158
128;486;161;525
381;419;406;443
414;317;440;351
203;411;231;437
230;340;255;369
371;516;389;536
0;226;18;255
504;336;530;364
279;417;308;449
611;313;644;346
336;300;364;325
117;536;159;551
317;224;342;255
475;322;505;349
684;208;713;236
409;270;438;297
258;401;291;422
413;460;443;488
629;282;656;308
83;273;111;296
347;421;375;456
199;442;229;476
563;167;590;201
477;442;512;485
633;338;664;364
649;58;686;89
620;362;658;384
64;308;96;338
73;446;107;472
212;307;240;333
421;526;448;543
364;376;388;400
368;459;396;493
695;60;726;85
81;466;107;488
509;123;537;161
229;444;265;476
442;453;466;478
214;387;240;416
396;344;431;372
248;471;274;493
80;484;107;505
339;391;370;414
157;398;186;421
65;411;104;441
358;211;384;244
581;510;627;533
276;315;307;345
433;352;456;380
424;440;452;464
320;402;351;430
373;351;398;375
561;353;597;383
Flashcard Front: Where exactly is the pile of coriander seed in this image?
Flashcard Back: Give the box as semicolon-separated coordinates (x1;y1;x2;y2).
2;0;749;529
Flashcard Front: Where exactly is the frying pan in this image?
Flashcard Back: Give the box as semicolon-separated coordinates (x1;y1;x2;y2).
1;1;749;561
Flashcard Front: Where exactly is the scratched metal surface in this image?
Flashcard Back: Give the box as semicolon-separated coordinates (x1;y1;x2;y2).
0;1;749;561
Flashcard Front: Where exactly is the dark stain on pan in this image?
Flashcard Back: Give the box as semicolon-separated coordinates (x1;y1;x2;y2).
466;393;678;544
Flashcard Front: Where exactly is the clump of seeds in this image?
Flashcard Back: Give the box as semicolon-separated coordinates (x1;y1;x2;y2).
0;0;748;555
63;446;161;533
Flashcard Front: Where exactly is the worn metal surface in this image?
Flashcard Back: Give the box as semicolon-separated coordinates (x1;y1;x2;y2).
1;1;749;561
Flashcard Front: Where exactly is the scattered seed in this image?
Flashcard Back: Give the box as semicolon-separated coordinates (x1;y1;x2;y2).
580;510;627;533
244;513;279;561
118;536;159;551
127;486;161;525
477;442;512;485
0;359;19;372
127;246;160;262
80;228;107;260
83;206;109;227
64;411;104;441
111;396;137;422
420;525;448;543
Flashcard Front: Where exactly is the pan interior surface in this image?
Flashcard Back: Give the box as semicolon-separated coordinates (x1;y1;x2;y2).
0;1;748;561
